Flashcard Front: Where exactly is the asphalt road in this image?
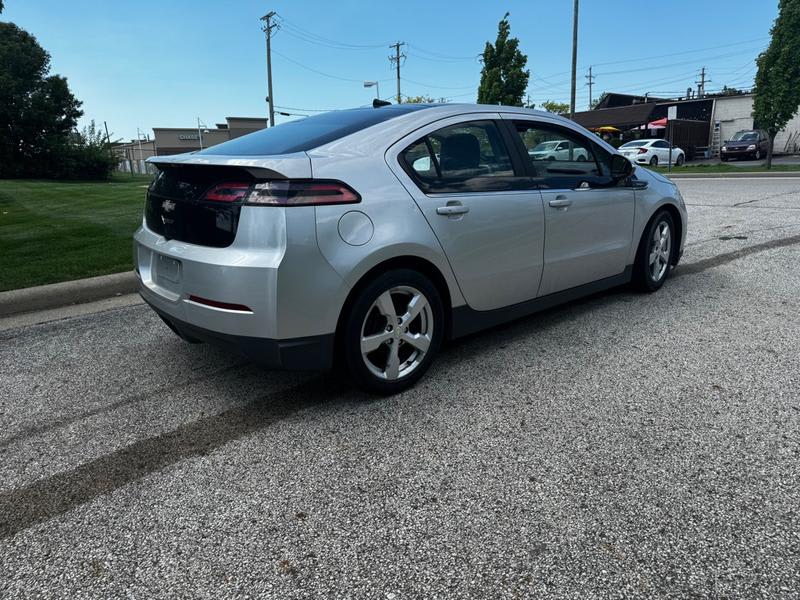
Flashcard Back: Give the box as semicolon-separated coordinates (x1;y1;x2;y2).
1;178;799;599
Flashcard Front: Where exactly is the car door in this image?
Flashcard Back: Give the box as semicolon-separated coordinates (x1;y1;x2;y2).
391;117;545;311
654;140;671;163
505;117;635;296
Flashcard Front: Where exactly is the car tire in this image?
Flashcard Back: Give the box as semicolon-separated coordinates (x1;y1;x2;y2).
755;149;762;160
633;209;675;293
341;269;444;395
721;156;728;162
649;156;658;166
675;154;684;166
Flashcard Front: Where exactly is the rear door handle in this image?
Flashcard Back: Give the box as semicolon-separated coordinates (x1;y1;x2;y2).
548;197;573;208
436;205;470;216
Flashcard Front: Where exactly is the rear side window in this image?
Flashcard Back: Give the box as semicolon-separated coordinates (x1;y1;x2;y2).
401;120;522;193
201;106;431;156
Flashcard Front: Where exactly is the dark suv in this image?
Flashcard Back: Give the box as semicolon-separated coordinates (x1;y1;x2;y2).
721;129;769;161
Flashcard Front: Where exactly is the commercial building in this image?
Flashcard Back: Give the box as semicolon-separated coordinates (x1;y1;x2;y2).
152;116;267;156
572;93;800;158
114;116;268;173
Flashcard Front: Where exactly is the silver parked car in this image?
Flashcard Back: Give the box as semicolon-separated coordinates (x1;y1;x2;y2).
135;103;687;394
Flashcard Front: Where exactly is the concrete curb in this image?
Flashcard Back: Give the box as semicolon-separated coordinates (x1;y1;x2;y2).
666;171;800;179
0;271;138;317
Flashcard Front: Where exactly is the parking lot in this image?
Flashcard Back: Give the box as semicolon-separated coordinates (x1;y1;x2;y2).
1;178;799;598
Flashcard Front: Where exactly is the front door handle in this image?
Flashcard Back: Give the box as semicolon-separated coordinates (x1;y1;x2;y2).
549;197;573;208
436;204;470;216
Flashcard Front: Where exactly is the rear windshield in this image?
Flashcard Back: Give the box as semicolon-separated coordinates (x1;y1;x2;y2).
621;141;647;148
200;105;434;156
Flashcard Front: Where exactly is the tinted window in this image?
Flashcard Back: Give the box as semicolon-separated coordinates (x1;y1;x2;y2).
201;105;433;156
653;140;670;149
401;120;522;193
513;121;602;186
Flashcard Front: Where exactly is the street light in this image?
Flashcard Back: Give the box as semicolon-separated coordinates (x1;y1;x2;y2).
197;117;209;150
364;80;380;100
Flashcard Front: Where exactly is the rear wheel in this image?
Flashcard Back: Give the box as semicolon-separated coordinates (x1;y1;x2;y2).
633;209;675;292
341;269;444;395
649;155;659;166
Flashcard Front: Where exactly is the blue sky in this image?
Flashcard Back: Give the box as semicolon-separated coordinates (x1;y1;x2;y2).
3;0;777;141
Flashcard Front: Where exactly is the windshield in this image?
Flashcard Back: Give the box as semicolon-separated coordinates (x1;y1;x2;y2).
621;141;648;148
531;141;560;152
730;130;759;142
200;105;434;156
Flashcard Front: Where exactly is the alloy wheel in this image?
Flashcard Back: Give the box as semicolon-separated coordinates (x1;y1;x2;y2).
649;221;671;282
360;285;433;381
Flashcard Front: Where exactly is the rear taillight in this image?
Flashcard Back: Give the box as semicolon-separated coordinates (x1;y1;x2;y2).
203;182;251;203
245;180;360;207
638;148;648;154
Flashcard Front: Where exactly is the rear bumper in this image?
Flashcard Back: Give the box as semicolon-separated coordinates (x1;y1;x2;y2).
148;300;334;370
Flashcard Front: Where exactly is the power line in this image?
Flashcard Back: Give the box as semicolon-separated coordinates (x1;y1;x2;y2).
272;49;392;84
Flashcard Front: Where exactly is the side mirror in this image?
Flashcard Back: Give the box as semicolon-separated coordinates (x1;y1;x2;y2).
610;154;633;180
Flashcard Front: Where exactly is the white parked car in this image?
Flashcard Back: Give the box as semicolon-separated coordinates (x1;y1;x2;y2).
528;139;589;161
619;139;685;167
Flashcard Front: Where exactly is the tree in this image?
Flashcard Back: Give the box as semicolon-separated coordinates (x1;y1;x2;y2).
0;2;4;13
753;0;800;169
0;22;83;178
538;100;570;115
477;13;529;106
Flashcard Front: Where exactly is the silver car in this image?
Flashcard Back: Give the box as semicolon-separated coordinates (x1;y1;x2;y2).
134;103;687;394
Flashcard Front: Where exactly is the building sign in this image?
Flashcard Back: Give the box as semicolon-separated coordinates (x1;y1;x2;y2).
667;105;677;121
178;134;200;141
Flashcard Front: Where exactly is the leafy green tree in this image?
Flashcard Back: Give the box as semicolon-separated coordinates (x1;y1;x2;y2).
0;2;4;13
753;0;800;169
477;13;529;106
0;23;84;178
539;100;570;115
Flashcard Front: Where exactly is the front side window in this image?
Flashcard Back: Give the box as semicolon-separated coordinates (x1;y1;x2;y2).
512;121;604;187
400;120;522;193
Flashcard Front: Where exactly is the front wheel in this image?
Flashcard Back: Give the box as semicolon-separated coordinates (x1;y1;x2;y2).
633;210;675;292
675;153;684;166
341;269;444;395
755;149;762;160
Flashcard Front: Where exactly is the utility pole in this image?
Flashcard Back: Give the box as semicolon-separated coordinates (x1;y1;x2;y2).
585;66;595;109
389;41;406;103
569;0;579;119
261;11;278;126
696;66;709;98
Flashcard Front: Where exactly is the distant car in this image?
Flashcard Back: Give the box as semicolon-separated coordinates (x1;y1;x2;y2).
529;139;589;161
721;129;769;161
619;139;685;167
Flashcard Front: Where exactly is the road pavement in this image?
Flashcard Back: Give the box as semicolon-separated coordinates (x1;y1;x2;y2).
1;178;799;599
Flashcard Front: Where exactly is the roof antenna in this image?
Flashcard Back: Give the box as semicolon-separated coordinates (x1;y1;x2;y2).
373;98;392;108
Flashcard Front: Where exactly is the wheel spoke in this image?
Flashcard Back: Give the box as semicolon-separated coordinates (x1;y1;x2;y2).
361;331;391;354
401;293;428;324
385;343;400;380
402;332;430;353
649;249;659;265
375;291;396;320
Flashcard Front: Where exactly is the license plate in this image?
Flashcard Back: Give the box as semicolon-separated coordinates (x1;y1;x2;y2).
156;254;181;284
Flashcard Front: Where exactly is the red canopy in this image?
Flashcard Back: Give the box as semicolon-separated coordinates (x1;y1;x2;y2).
648;117;668;127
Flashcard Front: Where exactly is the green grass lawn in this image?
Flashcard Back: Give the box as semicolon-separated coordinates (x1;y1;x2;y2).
653;163;800;174
0;174;152;291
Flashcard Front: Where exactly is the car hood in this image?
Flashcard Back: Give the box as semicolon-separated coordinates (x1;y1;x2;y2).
725;141;755;148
